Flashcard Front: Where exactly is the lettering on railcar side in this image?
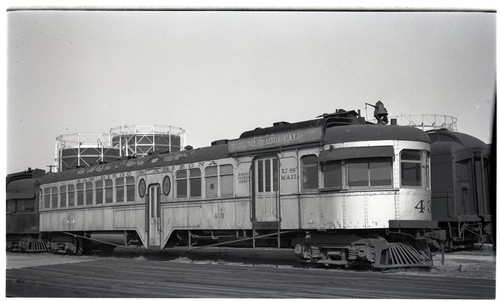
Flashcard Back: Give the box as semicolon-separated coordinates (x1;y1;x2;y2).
238;172;250;184
280;168;298;180
415;200;431;213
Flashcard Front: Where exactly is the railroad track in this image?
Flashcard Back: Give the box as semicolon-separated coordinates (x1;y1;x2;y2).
6;252;496;298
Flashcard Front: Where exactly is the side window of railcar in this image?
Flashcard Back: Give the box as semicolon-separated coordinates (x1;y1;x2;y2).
43;188;50;209
116;177;125;202
115;176;135;203
105;179;113;203
10;200;35;212
322;159;393;190
346;159;392;188
96;180;104;204
67;184;75;207
400;150;426;187
176;169;203;199
41;188;48;209
51;187;58;208
7;200;16;213
205;165;234;198
323;161;342;190
301;155;319;190
205;166;218;198
220;164;234;196
126;176;135;202
76;183;84;206
19;200;35;212
190;168;202;198
59;185;67;208
85;182;93;205
176;170;188;198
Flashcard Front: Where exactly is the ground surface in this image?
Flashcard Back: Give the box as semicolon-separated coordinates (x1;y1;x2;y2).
5;245;496;298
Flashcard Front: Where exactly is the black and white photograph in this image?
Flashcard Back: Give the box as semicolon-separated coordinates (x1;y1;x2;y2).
4;1;496;298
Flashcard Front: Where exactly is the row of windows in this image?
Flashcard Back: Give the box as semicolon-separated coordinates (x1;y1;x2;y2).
7;199;36;213
43;176;135;209
40;150;427;209
41;165;235;209
300;149;430;191
175;164;234;199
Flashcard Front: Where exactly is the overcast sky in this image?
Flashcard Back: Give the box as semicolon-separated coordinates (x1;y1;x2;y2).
6;8;496;173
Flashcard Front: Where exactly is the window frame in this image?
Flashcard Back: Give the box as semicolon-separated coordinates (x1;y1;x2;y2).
205;166;218;199
219;164;234;197
175;168;209;199
204;164;234;199
76;183;84;206
322;161;342;191
67;184;75;207
189;168;202;198
7;200;16;213
51;186;59;208
400;149;428;188
59;185;67;208
176;170;188;198
85;182;94;206
95;180;104;205
301;155;319;191
346;159;393;189
321;157;394;191
126;176;135;202
256;158;279;193
116;177;125;203
105;179;114;204
18;199;36;212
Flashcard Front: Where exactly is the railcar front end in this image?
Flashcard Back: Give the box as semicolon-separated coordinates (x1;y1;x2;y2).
291;125;438;268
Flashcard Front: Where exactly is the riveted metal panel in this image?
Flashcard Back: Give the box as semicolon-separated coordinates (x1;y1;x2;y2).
344;195;366;228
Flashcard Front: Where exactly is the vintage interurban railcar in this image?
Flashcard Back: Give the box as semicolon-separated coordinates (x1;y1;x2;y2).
427;129;492;249
6;168;48;252
38;110;438;268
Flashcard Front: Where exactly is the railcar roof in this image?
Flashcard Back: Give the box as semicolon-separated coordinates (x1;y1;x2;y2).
239;119;326;139
40;144;229;184
239;110;365;139
6;178;40;199
324;124;431;144
6;168;45;185
427;129;487;148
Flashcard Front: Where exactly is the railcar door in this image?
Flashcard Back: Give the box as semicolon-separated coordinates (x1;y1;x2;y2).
252;157;281;225
147;184;161;247
455;159;477;215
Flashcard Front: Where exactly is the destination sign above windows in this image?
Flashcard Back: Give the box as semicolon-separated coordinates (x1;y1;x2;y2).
228;127;323;153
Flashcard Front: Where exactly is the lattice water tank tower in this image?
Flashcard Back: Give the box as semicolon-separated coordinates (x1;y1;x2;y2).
109;125;186;158
55;133;121;171
389;114;458;132
55;125;186;172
